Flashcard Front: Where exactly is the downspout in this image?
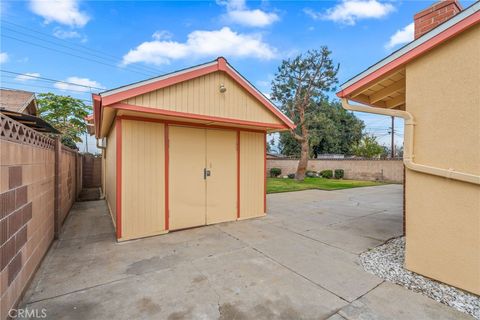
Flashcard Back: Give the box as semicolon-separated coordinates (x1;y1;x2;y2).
341;98;480;185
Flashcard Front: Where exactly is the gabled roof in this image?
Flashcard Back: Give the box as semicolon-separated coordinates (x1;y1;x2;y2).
0;89;37;115
92;57;294;137
337;2;480;99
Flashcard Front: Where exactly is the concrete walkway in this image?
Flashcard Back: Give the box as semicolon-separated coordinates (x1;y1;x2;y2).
21;185;472;319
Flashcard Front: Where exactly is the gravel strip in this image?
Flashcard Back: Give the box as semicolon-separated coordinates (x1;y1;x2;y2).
360;237;480;319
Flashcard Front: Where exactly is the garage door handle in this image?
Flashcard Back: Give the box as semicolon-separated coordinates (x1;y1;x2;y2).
204;168;211;179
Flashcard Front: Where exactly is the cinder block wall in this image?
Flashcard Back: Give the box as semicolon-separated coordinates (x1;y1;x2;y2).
82;154;102;188
59;148;78;225
1;138;55;320
0;114;82;319
267;159;404;182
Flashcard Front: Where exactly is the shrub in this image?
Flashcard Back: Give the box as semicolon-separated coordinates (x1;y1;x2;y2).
287;173;295;179
319;170;333;179
270;168;282;178
334;169;345;179
306;170;316;177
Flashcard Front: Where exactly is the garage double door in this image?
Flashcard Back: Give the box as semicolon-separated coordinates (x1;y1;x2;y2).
169;126;237;230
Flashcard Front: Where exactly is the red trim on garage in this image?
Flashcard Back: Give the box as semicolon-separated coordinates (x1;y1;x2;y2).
264;132;267;213
92;94;102;138
94;57;294;135
337;11;480;98
117;116;268;224
102;64;219;106
116;115;266;133
165;124;169;231
111;103;289;130
237;130;240;219
115;118;122;239
222;63;294;129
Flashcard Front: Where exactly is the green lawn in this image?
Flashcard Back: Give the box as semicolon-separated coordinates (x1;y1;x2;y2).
267;177;384;194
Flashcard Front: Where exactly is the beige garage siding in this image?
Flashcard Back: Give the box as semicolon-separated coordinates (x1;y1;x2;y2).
121;120;166;240
123;71;281;125
105;122;117;225
239;131;265;219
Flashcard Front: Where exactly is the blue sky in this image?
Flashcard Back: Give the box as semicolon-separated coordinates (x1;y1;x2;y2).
0;0;474;152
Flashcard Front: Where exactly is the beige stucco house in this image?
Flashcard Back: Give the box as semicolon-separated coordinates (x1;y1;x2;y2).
337;1;480;295
92;57;294;241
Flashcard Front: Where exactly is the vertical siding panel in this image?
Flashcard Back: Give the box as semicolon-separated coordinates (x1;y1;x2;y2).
216;72;225;117
105;123;117;225
121;120;165;240
239;131;264;219
117;71;283;125
188;80;192;113
156;89;163;110
193;77;199;114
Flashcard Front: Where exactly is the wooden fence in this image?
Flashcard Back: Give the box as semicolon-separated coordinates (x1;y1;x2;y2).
0;114;82;320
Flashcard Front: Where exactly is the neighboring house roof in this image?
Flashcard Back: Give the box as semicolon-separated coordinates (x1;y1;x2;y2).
92;57;295;138
337;2;480;103
0;89;38;115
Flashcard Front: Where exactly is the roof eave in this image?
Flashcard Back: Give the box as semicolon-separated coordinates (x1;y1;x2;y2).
337;3;480;99
93;57;295;132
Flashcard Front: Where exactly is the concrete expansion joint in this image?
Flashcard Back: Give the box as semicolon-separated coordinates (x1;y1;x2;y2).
340;280;385;318
24;276;130;306
190;262;223;315
250;246;350;304
271;223;358;255
214;226;350;303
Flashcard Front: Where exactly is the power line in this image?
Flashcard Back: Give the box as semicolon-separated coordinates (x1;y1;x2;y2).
1;19;163;76
0;80;96;94
1;86;92;104
1;34;156;78
1;70;106;90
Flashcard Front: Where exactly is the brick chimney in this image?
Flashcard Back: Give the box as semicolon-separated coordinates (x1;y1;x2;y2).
414;0;462;39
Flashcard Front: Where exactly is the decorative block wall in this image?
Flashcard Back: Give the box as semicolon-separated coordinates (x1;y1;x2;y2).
0;139;55;320
0;114;82;319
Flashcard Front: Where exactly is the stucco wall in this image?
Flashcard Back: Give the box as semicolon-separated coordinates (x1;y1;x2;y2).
405;24;480;295
267;159;404;182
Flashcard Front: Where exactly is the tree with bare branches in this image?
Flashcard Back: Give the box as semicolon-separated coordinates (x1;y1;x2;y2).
271;48;339;180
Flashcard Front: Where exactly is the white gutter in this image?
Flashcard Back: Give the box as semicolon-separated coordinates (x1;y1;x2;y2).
341;99;480;185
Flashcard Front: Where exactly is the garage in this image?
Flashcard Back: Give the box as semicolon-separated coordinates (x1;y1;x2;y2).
92;57;295;241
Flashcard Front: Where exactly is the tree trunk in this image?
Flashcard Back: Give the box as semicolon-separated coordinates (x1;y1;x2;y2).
295;139;309;180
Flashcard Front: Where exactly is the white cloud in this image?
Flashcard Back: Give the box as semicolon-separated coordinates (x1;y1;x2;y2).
385;22;414;50
29;0;90;27
217;0;279;27
15;72;41;82
54;77;104;92
152;30;173;41
122;27;277;66
0;52;8;63
305;0;395;25
53;28;87;42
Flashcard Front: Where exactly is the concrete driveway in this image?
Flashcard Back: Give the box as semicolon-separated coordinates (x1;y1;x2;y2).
21;185;471;319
